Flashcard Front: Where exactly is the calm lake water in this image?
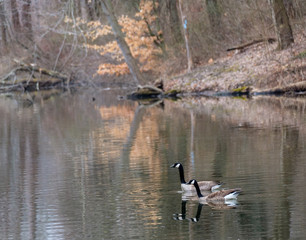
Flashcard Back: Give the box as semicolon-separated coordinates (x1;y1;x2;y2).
1;89;306;239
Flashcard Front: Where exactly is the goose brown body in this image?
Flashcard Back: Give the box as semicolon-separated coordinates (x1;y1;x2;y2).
189;179;241;203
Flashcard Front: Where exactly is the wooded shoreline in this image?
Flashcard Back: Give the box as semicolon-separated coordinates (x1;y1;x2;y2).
0;0;305;99
1;27;305;99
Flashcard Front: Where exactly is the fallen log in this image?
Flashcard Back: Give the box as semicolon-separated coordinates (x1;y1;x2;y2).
227;38;276;52
254;81;306;95
231;81;306;96
0;60;69;92
127;85;164;100
126;80;182;100
2;60;69;83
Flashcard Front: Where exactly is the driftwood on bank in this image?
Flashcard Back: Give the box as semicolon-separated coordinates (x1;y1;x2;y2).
127;85;164;99
227;38;276;52
127;81;306;100
254;81;306;95
0;60;69;92
126;78;181;100
231;81;306;96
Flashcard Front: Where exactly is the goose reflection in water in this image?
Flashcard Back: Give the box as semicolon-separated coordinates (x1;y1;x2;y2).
173;201;203;222
189;203;204;223
173;199;238;223
172;200;187;221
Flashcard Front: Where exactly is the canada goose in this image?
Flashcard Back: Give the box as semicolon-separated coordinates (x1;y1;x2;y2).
170;163;222;192
188;179;241;203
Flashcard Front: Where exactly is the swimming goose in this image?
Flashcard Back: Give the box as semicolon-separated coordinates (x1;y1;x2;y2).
188;179;241;203
170;163;222;192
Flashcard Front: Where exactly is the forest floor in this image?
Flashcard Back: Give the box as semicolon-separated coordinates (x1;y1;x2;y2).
163;31;306;94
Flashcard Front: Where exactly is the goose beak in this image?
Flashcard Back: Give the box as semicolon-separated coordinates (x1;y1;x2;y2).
170;164;175;168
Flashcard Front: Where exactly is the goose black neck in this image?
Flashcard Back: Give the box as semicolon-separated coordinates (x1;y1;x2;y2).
195;203;203;219
178;165;186;184
193;180;204;198
181;201;187;216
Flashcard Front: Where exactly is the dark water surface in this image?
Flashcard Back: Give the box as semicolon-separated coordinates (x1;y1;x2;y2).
1;90;306;239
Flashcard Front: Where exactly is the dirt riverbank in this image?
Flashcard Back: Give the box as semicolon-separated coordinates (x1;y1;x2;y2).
163;31;305;95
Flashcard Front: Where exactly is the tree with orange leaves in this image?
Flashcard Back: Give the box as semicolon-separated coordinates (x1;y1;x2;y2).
86;0;162;83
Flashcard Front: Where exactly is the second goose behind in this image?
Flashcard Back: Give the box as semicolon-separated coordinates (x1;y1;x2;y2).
170;163;222;192
189;179;241;204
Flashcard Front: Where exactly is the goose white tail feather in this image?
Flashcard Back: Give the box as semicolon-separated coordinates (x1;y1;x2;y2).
224;191;240;200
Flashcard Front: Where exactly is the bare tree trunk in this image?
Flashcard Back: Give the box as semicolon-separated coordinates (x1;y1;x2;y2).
177;0;193;72
0;1;8;51
100;0;144;85
94;0;102;18
84;0;95;20
21;0;32;38
268;0;294;50
156;0;182;49
206;0;221;29
11;0;21;31
75;0;82;18
283;0;298;18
